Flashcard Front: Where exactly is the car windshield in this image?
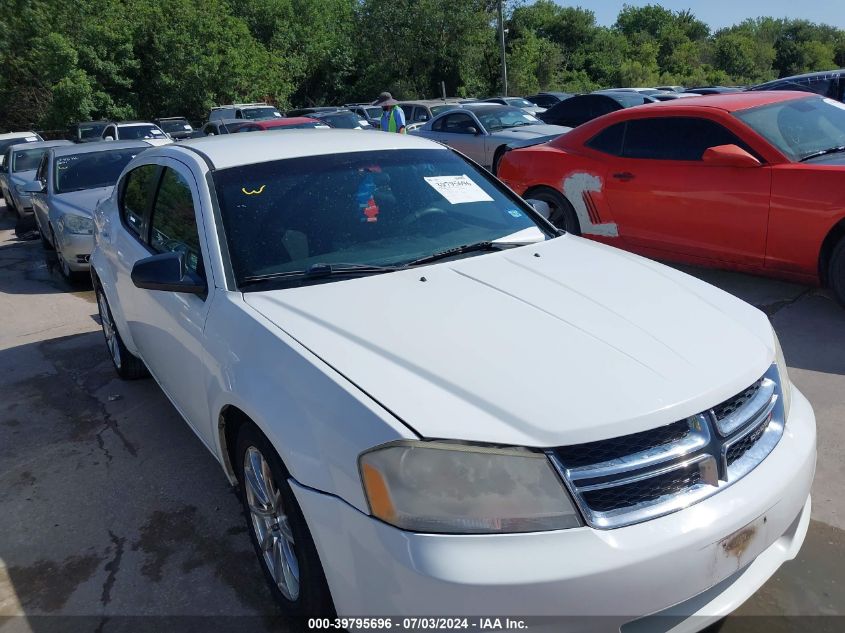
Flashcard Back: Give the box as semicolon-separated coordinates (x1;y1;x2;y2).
319;113;366;129
242;107;282;120
120;125;165;140
475;108;540;131
55;148;143;193
159;120;191;133
12;148;47;172
213;148;551;288
365;107;381;119
734;97;845;161
0;137;38;155
505;98;535;108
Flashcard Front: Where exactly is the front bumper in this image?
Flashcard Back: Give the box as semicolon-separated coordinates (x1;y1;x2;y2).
55;230;93;271
293;387;815;631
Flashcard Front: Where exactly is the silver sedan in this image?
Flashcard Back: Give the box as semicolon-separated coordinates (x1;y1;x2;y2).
410;103;570;171
27;141;150;281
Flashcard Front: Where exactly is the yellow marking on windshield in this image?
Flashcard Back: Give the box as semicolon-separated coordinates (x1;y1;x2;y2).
241;185;266;195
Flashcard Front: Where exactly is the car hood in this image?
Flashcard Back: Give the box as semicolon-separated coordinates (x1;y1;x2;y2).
492;124;571;139
54;187;112;216
10;170;36;188
244;236;774;447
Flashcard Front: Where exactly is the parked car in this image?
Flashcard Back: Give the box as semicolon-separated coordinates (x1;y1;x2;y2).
651;92;701;101
683;86;741;95
483;96;546;115
411;103;569;171
209;103;283;122
524;91;573;108
306;109;371;129
200;119;241;136
655;85;685;93
596;87;663;96
497;91;845;305
28;140;150;280
226;118;329;133
537;92;654;127
0;140;73;217
0;131;43;168
286;106;342;118
67;121;110;143
89;129;813;627
398;99;464;124
153;117;194;141
748;69;845;102
102;122;172;146
344;103;382;128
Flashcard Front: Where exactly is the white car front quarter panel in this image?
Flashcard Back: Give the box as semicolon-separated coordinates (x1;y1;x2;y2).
204;291;417;512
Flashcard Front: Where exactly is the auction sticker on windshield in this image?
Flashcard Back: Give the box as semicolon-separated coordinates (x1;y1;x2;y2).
424;175;493;204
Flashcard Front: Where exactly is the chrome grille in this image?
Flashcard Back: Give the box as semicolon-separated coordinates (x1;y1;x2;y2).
549;364;785;529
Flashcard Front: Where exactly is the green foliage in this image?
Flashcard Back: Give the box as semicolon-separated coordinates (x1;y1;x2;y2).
0;0;844;131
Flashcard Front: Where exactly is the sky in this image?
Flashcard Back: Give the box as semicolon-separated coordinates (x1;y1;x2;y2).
562;0;845;30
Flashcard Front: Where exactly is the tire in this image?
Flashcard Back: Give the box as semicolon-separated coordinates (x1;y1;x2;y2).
829;237;845;307
40;228;54;251
235;423;335;617
95;284;149;379
524;186;581;235
56;246;85;283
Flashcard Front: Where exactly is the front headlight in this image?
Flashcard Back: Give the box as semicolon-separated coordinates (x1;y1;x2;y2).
774;331;792;420
359;441;582;534
60;213;94;235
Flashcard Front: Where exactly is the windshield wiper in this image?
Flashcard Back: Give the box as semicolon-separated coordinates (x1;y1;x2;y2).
403;241;514;267
799;145;845;162
240;263;401;288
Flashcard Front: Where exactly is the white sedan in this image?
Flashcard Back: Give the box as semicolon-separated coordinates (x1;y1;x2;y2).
90;130;815;627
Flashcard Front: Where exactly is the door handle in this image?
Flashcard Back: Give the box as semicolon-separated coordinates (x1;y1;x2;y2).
612;172;635;181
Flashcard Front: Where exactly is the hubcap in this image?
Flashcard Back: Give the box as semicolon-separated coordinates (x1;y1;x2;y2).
243;446;300;601
97;291;121;368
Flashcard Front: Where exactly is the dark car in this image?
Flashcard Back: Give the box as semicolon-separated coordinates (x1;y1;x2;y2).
200;119;242;136
226;118;329;133
67;121;110;143
748;69;845;102
537;92;653;127
524;92;574;108
345;103;383;128
307;109;372;129
683;86;741;95
152;117;194;140
286;106;343;117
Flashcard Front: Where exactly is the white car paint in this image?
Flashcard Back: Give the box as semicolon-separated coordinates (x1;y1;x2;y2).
102;122;172;146
90;130;815;627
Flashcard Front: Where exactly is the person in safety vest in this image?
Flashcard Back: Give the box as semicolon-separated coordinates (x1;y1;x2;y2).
373;92;406;133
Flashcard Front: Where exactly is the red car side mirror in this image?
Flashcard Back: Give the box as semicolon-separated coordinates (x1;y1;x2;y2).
702;144;761;168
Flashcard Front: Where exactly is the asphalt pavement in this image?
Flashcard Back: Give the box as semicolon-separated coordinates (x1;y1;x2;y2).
0;201;842;633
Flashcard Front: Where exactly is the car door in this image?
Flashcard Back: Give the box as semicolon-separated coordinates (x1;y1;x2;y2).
30;154;51;237
427;112;485;164
599;116;771;266
116;161;217;447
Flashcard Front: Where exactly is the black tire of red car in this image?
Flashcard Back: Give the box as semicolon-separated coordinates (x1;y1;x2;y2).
829;238;845;307
95;284;149;380
523;186;581;235
235;422;336;617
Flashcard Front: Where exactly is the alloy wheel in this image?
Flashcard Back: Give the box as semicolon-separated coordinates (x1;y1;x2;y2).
243;446;300;601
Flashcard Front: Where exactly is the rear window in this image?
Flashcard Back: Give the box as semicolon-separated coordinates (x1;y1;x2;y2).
120;125;166;140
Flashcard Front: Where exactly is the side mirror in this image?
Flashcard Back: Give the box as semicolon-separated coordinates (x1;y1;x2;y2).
104;135;114;141
131;251;206;296
21;180;45;194
526;198;552;220
466;126;480;135
702;144;761;168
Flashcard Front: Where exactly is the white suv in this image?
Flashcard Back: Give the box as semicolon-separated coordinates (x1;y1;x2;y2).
90;130;815;628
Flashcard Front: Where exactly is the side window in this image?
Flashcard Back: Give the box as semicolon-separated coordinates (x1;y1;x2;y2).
442;113;476;134
121;164;158;237
413;107;429;122
36;154;49;185
622;117;751;161
400;105;414;120
149;168;203;276
587;122;626;156
557;97;589;125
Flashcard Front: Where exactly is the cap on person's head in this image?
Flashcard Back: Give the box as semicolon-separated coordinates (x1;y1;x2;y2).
372;92;398;106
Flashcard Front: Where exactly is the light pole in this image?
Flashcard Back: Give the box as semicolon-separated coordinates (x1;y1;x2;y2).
498;0;508;96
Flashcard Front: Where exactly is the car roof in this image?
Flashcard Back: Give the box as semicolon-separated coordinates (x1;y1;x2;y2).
399;99;463;106
51;140;151;157
754;69;844;86
172;129;445;170
250;118;322;128
648;90;813;112
115;121;158;127
8;140;73;151
0;131;39;140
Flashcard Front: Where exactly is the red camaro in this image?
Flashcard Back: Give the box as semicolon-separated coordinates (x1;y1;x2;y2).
497;91;845;304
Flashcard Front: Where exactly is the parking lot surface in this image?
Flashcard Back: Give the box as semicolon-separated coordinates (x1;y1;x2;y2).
0;201;842;631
